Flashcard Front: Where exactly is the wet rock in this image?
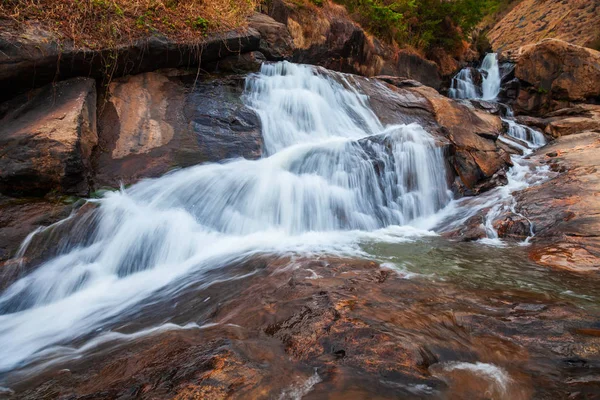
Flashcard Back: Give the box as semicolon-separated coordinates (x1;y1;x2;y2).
493;213;531;241
0;23;261;102
94;71;262;188
8;256;599;399
0;77;97;197
514;131;600;272
247;13;294;61
515;39;600;114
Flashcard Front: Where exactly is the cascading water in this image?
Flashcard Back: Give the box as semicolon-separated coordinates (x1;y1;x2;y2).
449;53;501;101
448;68;479;99
0;62;452;374
480;53;501;100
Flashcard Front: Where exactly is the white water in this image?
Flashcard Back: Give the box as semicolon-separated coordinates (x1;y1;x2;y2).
449;53;501;101
481;53;501;100
448;68;479;99
0;62;453;374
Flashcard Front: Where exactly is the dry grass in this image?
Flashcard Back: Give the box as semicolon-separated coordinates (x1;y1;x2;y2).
0;0;260;49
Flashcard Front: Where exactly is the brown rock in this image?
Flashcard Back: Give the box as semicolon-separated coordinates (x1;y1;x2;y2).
0;77;97;197
515;39;600;103
94;71;262;189
514;131;600;272
247;13;294;61
543;105;600;138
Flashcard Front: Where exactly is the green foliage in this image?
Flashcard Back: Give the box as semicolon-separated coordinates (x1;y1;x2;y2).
188;16;209;31
334;0;507;51
310;0;324;6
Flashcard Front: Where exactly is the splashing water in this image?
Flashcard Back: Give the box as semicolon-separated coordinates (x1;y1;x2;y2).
449;53;501;101
480;53;501;101
0;62;453;374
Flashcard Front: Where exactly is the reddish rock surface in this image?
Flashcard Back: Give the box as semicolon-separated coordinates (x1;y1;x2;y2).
0;78;97;197
515;131;600;272
6;257;600;399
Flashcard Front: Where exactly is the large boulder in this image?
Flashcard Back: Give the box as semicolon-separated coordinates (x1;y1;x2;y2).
0;77;97;197
94;70;262;188
247;13;294;60
515;39;600;114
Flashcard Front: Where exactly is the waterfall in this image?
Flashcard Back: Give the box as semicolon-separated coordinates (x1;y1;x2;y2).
448;68;479;99
481;53;501;101
0;62;452;374
504;119;546;148
449;53;501;101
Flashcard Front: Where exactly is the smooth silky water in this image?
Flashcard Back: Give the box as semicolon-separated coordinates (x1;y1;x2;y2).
0;62;598;392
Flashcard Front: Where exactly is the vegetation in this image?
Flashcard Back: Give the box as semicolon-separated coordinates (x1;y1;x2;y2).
332;0;515;51
0;0;260;49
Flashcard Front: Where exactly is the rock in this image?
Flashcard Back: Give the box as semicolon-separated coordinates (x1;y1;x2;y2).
374;76;423;88
515;39;600;113
206;51;266;73
488;0;600;52
0;23;261;101
543;105;600;138
493;212;531;241
9;256;599;398
266;0;442;88
406;86;512;194
498;77;520;102
94;70;262;188
0;77;97;197
247;13;294;61
514;131;600;272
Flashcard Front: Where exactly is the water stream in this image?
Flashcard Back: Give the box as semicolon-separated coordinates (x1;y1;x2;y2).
0;62;596;395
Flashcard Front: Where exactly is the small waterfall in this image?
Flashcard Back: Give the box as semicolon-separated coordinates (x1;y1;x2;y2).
480;53;501;101
449;53;501;101
0;62;452;374
448;68;479;99
504;119;546;148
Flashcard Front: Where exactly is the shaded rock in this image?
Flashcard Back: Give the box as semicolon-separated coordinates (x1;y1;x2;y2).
515;39;600;114
247;13;294;61
374;76;423;88
514;131;600;272
205;51;266;73
0;77;97;197
267;0;442;88
94;70;262;188
0;23;261;101
498;77;520;102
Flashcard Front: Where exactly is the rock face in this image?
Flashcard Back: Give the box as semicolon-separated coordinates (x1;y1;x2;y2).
94;70;262;188
515;40;600;115
516;104;600;138
0;77;97;197
488;0;600;53
515;131;600;273
0;23;261;102
247;13;294;60
266;0;442;89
